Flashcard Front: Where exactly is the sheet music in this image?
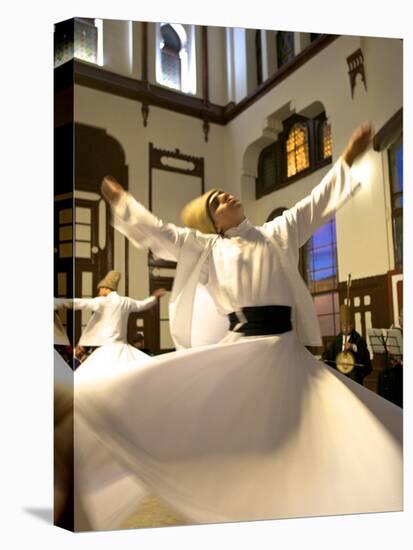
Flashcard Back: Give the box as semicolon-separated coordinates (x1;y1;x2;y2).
367;328;403;358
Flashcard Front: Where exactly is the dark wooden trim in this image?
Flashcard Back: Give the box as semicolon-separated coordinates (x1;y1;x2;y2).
337;274;390;331
61;34;339;126
73;60;226;124
373;108;403;151
124;240;129;295
386;268;403;326
148;142;153;211
55;59;75;94
55;88;74;128
201;26;209;103
149;275;175;354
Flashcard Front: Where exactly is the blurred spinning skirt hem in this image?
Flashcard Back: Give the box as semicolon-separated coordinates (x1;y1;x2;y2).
73;331;403;531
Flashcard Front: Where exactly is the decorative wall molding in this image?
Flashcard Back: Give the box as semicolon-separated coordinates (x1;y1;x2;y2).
203;119;210;142
346;48;367;99
149;143;205;180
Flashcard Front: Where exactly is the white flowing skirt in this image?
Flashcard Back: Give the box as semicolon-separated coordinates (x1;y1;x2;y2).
73;331;402;531
75;341;153;382
73;342;154;528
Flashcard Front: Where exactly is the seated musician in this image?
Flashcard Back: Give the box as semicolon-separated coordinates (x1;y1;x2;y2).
322;304;372;386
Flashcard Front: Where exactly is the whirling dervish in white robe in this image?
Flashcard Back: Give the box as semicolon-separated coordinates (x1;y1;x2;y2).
72;270;164;384
73;125;402;531
54;273;165;529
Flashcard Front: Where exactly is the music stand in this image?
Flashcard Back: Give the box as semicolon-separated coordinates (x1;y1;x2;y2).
367;328;403;367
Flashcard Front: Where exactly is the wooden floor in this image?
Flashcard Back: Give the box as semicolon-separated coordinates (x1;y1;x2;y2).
120;496;189;530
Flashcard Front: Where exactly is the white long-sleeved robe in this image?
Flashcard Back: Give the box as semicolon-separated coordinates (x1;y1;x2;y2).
74;291;156;347
113;158;360;349
73;158;402;531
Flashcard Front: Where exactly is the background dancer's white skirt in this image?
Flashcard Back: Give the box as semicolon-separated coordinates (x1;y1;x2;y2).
76;342;153;383
73;342;154;529
74;331;402;531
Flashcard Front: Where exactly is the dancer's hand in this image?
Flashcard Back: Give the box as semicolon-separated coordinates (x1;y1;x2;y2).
153;288;167;299
342;123;374;167
101;175;125;205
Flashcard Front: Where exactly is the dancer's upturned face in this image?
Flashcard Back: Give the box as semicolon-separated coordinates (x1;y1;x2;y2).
209;191;245;233
98;287;112;297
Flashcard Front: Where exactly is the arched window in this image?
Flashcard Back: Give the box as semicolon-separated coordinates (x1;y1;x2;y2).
266;207;287;222
286;122;310;177
256;30;263;85
160;24;183;91
157;23;196;94
256;145;279;198
256;111;332;199
276;31;294;68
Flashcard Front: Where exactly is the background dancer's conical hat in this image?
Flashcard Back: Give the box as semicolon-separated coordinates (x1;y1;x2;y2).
181;189;219;234
97;270;121;291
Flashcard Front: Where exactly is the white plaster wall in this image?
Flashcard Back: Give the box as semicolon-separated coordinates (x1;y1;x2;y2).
208;26;229;105
131;21;142;80
147;22;157;85
101;19;133;77
233;28;248;102
74;85;227;299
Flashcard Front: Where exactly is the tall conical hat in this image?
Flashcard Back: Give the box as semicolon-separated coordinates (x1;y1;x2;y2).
97;270;121;291
340;303;352;325
181;189;219;234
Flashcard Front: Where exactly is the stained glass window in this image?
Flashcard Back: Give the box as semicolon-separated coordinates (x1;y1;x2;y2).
54;20;74;68
304;218;339;337
54;18;99;68
314;292;340;337
74;19;98;64
286;123;310;177
277;32;295;68
256;113;333;198
388;135;403;268
160;24;182;91
321;119;333;159
305;218;338;293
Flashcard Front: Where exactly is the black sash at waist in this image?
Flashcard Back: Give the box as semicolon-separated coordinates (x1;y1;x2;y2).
228;305;292;336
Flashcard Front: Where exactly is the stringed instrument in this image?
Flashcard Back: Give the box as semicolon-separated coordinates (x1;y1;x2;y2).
335;274;355;374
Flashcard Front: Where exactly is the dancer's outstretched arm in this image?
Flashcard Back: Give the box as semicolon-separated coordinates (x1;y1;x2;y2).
72;297;104;311
263;123;373;247
102;176;206;262
126;288;167;312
